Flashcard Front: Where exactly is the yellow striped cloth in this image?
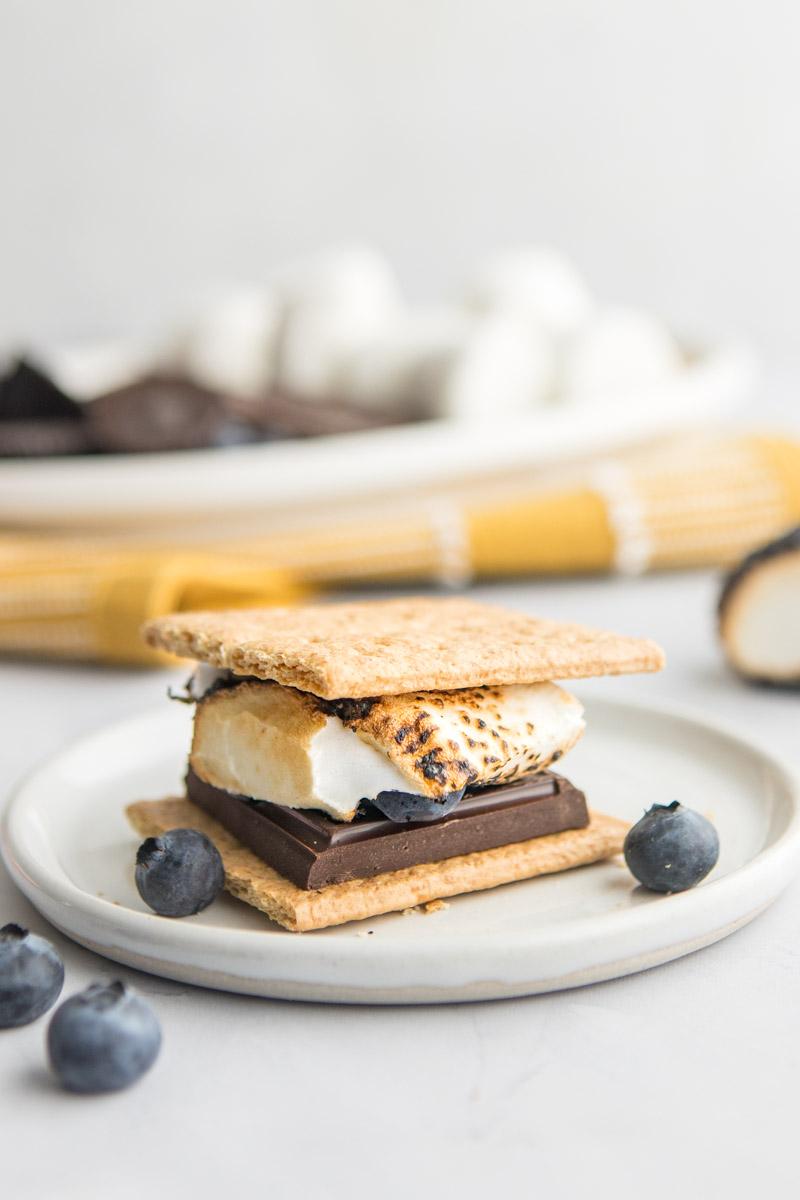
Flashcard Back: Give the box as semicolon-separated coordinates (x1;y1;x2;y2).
1;433;798;664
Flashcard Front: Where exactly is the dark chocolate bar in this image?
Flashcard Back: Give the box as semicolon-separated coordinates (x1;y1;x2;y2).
228;389;416;439
85;375;230;453
0;359;91;457
186;767;588;890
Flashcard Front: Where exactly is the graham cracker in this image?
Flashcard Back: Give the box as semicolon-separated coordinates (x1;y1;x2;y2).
126;797;628;932
143;597;664;699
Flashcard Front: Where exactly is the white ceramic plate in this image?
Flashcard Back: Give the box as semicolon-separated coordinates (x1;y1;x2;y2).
2;694;798;1004
0;344;755;527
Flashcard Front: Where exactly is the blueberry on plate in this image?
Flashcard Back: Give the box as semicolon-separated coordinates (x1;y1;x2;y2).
371;788;466;823
135;828;225;917
48;981;161;1094
0;923;65;1028
624;802;719;893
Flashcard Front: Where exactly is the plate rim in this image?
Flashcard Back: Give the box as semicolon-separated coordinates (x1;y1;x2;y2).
2;693;799;968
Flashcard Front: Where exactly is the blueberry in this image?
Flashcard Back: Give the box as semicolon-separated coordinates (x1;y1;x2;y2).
135;828;225;917
0;923;64;1028
371;788;466;823
48;981;161;1093
624;802;720;893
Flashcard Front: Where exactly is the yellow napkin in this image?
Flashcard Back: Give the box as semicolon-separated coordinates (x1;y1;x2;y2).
1;433;798;665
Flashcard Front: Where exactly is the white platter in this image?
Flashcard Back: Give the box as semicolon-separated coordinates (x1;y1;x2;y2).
2;694;798;1004
0;344;755;526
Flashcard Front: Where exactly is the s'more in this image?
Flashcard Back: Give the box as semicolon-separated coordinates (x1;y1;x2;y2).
127;597;664;931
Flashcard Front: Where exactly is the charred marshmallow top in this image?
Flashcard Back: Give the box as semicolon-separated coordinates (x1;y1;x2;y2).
188;674;585;821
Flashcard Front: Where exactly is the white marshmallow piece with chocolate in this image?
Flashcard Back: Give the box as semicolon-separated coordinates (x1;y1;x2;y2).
189;679;585;821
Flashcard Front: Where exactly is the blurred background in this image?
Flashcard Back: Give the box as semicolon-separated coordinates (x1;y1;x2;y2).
2;0;799;358
1;0;798;679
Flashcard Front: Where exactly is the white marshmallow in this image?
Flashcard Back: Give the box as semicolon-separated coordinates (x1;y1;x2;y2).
275;300;395;400
275;247;402;400
464;247;594;339
308;719;413;818
176;288;281;398
340;306;473;411
721;547;800;684
242;709;414;821
185;665;232;701
190;683;416;820
562;307;681;402
40;338;162;401
436;313;556;420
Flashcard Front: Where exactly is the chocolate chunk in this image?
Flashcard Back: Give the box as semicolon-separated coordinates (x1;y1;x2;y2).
0;418;92;457
230;389;415;439
84;374;232;453
185;767;589;890
0;358;90;456
0;358;82;421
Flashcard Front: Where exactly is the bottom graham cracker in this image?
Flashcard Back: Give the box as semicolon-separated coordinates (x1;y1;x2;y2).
126;797;628;933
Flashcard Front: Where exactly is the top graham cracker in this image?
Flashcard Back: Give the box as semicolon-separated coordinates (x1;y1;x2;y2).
143;597;664;700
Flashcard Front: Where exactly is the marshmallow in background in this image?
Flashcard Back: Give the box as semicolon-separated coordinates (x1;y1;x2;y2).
176;288;281;398
341;306;473;412
275;247;402;400
38;246;684;423
463;247;594;340
38;339;164;401
436;313;557;421
562;307;682;402
276;245;401;309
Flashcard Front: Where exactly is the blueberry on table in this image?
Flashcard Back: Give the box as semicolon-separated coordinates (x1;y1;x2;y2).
0;923;65;1028
135;828;225;917
624;802;719;893
371;788;466;823
48;981;161;1094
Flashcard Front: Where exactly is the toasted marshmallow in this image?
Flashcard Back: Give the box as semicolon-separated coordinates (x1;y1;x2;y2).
189;679;585;821
349;682;584;796
190;682;411;820
719;529;800;684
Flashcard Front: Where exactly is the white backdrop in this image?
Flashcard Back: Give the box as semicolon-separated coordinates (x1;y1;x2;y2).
1;0;799;358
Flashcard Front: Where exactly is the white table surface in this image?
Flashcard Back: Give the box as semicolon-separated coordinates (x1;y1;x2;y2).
1;568;798;1199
